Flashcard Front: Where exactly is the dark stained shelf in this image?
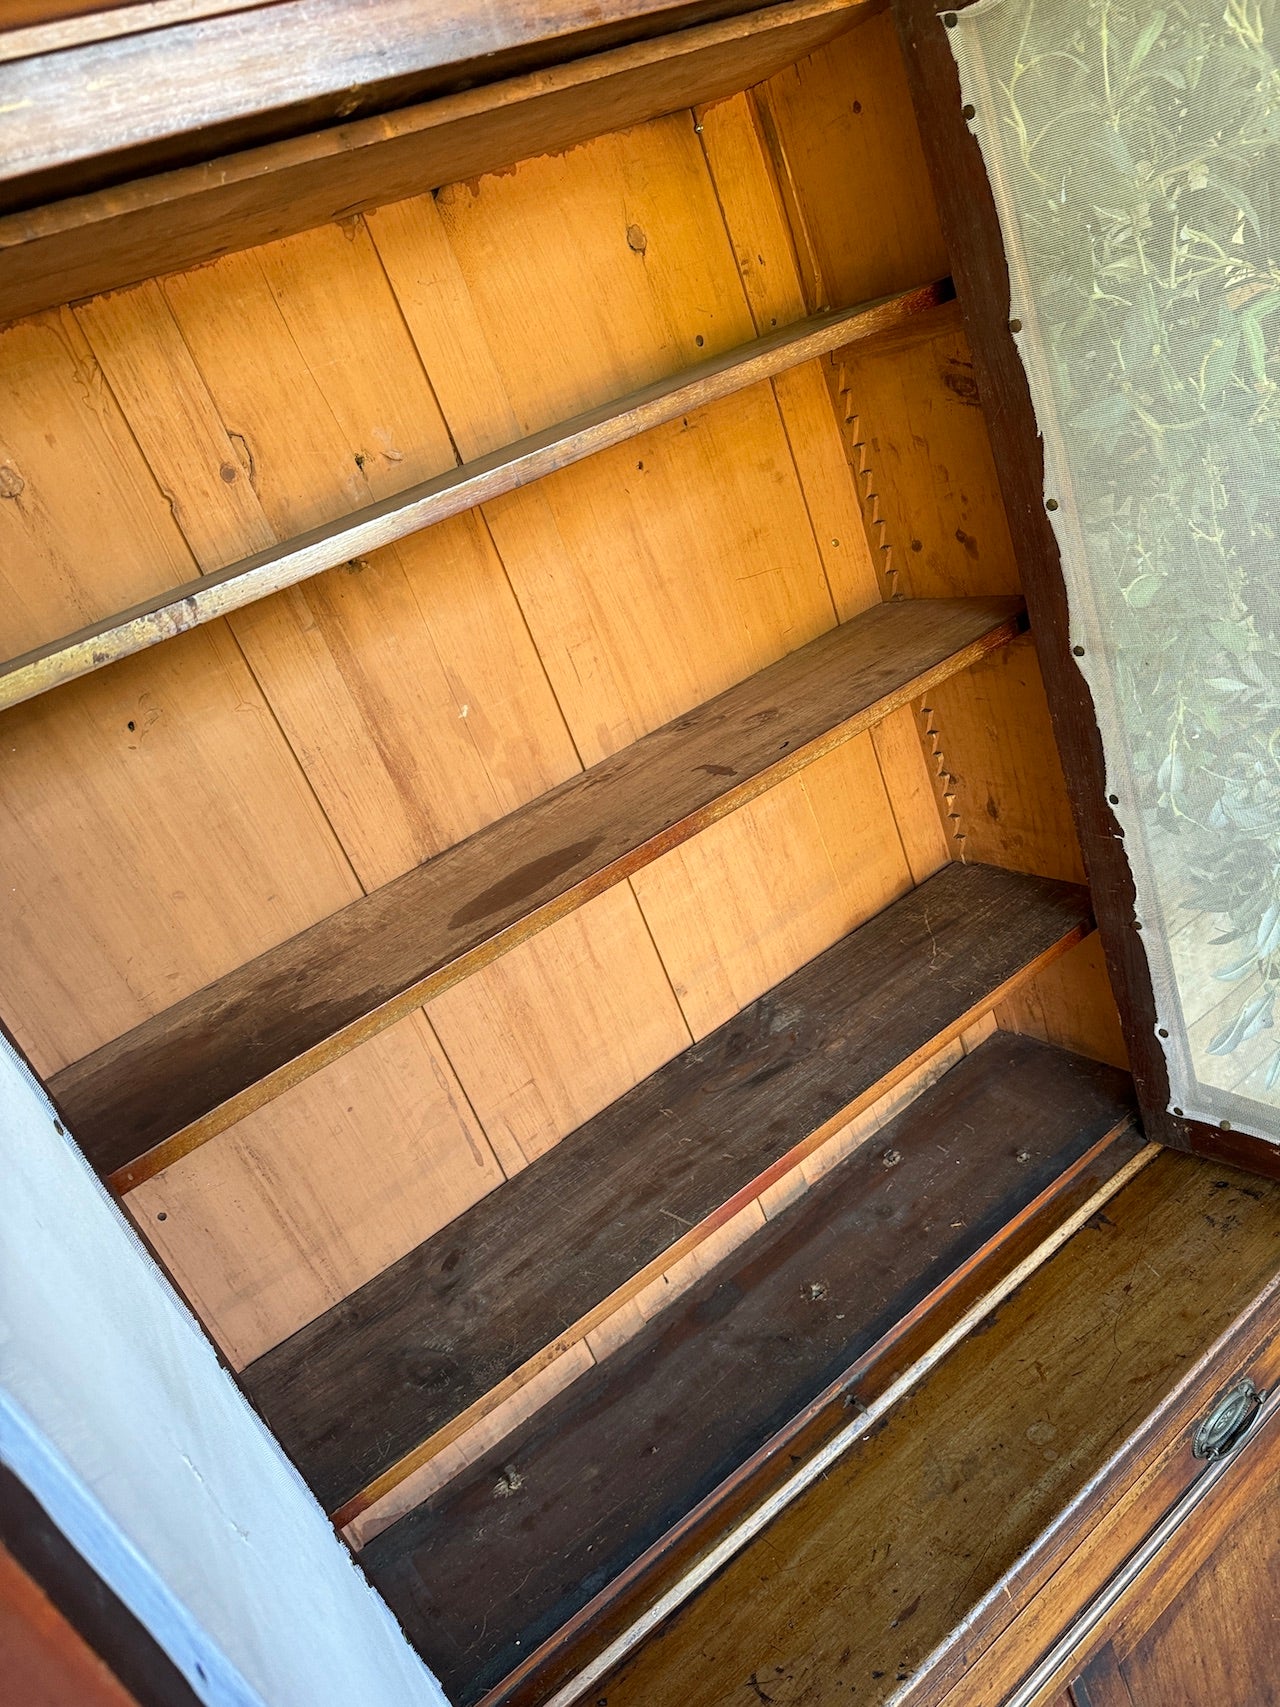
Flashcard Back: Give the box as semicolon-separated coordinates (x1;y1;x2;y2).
51;593;1024;1191
361;1031;1139;1707
241;861;1092;1517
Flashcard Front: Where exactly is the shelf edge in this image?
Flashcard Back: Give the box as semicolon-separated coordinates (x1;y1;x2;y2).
1;280;950;713
49;593;1019;1190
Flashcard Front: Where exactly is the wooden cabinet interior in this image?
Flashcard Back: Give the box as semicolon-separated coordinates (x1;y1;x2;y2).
0;283;952;710
245;864;1095;1518
359;1030;1142;1703
53;593;1025;1187
0;4;1163;1704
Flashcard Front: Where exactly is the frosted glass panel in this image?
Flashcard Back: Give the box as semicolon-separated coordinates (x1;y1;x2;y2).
950;0;1280;1141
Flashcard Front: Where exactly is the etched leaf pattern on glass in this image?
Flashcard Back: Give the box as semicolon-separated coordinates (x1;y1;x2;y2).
961;0;1280;1111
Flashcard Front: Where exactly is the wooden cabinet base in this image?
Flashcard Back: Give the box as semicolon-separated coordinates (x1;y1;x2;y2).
577;1152;1280;1707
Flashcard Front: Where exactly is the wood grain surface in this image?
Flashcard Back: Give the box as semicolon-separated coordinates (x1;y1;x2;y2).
52;595;1022;1188
0;0;860;206
1078;1417;1280;1705
362;1033;1136;1706
0;283;947;708
589;1151;1280;1707
0;0;875;317
241;861;1091;1514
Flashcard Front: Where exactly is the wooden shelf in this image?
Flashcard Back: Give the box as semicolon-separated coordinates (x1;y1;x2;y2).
50;593;1023;1191
240;862;1093;1519
360;1032;1139;1707
0;279;949;711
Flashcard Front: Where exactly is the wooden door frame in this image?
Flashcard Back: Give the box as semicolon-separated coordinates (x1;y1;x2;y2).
890;0;1280;1180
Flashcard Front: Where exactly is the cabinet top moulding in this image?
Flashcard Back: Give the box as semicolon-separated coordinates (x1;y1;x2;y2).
0;0;865;200
0;0;878;321
51;594;1024;1191
0;279;949;712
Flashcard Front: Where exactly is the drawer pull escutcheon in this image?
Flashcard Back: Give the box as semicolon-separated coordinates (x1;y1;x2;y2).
1192;1379;1263;1460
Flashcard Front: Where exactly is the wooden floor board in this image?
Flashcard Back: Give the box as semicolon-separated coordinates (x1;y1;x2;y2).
362;1032;1138;1706
240;860;1092;1516
50;594;1023;1189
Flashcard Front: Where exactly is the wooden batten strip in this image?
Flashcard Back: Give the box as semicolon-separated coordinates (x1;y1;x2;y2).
0;280;948;712
0;0;877;319
0;3;301;66
51;591;1022;1190
239;862;1094;1519
1;0;838;183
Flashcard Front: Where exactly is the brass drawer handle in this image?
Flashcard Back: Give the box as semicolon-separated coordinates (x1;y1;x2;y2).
1192;1379;1263;1460
1004;1381;1280;1707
